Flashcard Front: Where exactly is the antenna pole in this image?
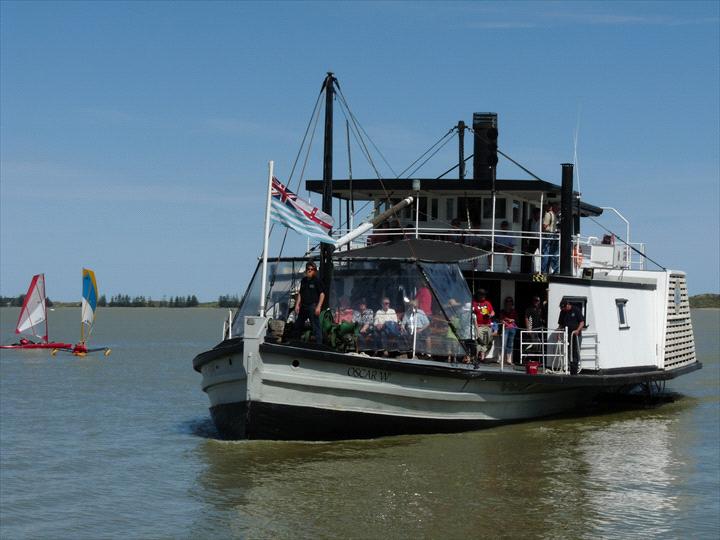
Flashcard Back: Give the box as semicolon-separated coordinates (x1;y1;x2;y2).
259;160;274;317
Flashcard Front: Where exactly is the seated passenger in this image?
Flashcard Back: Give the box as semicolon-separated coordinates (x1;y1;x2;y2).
334;295;354;323
352;298;375;349
403;300;430;356
374;297;401;356
403;301;430;333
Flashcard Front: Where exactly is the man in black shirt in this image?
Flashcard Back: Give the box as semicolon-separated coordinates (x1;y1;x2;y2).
557;299;585;375
294;261;326;344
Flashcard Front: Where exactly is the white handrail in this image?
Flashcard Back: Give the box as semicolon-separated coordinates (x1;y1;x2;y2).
600;207;631;265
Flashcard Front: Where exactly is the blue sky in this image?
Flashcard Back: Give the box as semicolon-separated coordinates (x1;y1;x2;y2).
1;1;718;300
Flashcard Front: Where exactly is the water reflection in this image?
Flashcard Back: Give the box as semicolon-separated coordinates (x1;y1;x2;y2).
190;400;704;539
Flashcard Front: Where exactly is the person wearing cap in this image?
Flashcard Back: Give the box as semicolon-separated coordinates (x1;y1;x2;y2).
556;299;585;375
472;289;495;362
524;296;545;331
294;262;325;344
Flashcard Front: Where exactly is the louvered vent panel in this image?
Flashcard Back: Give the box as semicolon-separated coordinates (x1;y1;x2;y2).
664;275;696;369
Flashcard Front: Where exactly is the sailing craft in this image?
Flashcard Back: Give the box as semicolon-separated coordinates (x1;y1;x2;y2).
0;274;73;350
52;268;111;357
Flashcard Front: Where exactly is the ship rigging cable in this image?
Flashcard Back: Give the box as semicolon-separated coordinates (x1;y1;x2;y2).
287;89;324;190
401;128;457;178
336;86;398;178
467;126;547;183
586;216;666;271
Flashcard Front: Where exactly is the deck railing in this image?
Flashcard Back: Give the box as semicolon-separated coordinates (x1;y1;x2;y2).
332;226;646;273
519;330;599;374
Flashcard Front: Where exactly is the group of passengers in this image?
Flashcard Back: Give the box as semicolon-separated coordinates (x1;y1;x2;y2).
342;285;434;358
290;261;554;367
456;289;548;367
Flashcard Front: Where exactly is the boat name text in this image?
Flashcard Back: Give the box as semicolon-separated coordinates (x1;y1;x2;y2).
347;367;390;382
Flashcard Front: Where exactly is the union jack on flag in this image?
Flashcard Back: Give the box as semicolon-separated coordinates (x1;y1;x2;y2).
270;177;335;245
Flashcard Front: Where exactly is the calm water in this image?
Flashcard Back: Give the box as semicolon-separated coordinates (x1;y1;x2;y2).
1;307;718;539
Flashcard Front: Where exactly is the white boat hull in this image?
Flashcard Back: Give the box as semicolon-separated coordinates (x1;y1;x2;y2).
194;317;701;440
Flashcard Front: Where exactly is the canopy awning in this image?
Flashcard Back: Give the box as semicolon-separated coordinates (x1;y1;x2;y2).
333;239;488;263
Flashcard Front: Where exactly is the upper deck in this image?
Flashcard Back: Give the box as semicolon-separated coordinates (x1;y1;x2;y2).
306;177;647;273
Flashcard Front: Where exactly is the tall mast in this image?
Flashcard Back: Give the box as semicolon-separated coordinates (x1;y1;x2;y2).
320;72;336;301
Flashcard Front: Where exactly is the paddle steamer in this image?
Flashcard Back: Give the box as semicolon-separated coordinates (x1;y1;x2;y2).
193;74;700;440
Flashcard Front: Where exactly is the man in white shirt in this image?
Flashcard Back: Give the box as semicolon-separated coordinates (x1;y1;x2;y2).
374;297;401;356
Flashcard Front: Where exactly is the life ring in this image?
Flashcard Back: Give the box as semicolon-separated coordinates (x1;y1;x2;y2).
572;245;583;270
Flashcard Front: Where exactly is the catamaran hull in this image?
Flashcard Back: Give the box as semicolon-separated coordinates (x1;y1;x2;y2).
0;342;73;350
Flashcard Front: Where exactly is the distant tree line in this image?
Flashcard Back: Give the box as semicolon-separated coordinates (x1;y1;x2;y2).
2;293;241;308
218;294;242;308
689;294;720;308
97;294;200;307
0;295;53;307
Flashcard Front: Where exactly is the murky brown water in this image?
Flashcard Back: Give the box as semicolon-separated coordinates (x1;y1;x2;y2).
1;308;718;539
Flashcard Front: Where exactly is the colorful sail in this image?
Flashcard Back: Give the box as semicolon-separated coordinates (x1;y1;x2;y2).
15;274;48;342
81;268;99;342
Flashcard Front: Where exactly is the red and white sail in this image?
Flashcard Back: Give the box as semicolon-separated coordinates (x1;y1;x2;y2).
15;274;48;343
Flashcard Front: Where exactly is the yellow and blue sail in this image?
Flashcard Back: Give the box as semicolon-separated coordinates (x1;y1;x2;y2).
81;268;98;341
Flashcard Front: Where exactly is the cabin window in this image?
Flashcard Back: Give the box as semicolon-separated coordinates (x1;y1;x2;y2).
483;197;507;219
512;200;521;224
418;197;427;221
616;299;629;329
458;197;482;225
446;198;454;221
431;198;439;220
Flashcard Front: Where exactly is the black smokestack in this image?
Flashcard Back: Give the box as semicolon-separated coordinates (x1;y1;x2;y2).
472;113;498;183
560;163;574;276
